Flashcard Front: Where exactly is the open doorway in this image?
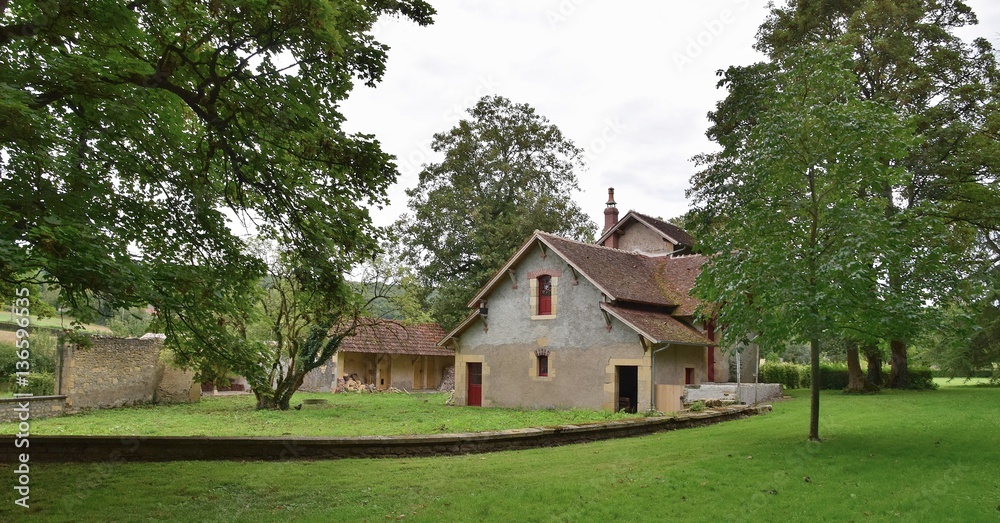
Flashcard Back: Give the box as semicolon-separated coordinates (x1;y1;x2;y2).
616;365;638;413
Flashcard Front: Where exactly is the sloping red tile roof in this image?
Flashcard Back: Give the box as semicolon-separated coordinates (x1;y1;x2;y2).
600;303;712;346
538;232;676;307
340;322;453;357
449;227;710;346
655;254;708;317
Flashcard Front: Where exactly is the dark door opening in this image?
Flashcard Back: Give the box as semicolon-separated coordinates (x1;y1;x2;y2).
617;365;638;413
467;362;483;407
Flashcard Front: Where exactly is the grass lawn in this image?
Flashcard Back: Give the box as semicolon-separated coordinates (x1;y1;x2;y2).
0;392;643;437
2;381;998;522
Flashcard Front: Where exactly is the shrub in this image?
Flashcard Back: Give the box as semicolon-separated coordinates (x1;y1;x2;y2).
760;362;804;389
10;372;55;396
799;363;850;390
903;367;937;390
689;400;706;412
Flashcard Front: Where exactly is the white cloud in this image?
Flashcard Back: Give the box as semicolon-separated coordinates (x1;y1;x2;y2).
342;0;1000;229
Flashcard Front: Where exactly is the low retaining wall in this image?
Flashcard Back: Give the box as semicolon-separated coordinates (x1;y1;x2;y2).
0;396;66;422
684;383;783;404
0;404;770;463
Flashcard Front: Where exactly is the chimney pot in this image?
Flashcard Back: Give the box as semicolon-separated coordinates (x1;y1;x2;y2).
602;187;620;248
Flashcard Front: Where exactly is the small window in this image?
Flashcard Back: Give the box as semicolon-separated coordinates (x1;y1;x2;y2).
537;275;552;316
537;354;549;377
685;367;695;385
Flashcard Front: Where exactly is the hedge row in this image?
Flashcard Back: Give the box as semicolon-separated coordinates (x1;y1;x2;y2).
759;362;935;390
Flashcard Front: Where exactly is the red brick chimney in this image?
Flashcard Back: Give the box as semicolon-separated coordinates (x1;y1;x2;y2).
603;187;619;248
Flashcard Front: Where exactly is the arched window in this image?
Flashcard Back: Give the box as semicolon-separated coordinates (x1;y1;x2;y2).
537;275;552;316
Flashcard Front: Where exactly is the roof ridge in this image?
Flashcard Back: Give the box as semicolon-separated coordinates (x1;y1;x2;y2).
535;230;655;258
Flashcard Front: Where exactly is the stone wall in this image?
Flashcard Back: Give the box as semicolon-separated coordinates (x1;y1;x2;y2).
0;396;66;422
683;383;783;404
59;336;198;412
60;336;161;410
154;363;200;404
300;361;337;393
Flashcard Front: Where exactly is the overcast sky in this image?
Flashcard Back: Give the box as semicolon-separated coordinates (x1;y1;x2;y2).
341;0;1000;231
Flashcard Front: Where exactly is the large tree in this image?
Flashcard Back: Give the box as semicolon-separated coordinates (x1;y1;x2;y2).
397;95;596;328
0;1;434;381
728;0;1000;388
690;44;915;441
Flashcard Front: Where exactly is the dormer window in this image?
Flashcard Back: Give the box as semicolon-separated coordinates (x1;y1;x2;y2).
537;275;552;316
529;271;559;319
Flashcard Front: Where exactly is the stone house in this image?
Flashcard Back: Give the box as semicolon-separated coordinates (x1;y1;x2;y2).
300;322;454;392
439;189;729;413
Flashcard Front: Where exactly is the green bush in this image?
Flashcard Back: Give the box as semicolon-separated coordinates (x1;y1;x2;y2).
10;372;55;396
0;337;59;394
760;362;804;389
903;367;937;390
798;363;850;390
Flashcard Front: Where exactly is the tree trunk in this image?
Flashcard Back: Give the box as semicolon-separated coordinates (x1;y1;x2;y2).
809;337;821;442
255;391;283;410
887;339;910;389
864;343;883;388
844;340;867;393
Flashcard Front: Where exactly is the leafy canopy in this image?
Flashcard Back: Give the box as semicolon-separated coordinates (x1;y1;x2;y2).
397;95;596;327
689;43;916;439
0;0;434;316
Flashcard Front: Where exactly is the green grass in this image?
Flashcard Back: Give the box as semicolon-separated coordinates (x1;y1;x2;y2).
2;381;999;522
0;392;643;437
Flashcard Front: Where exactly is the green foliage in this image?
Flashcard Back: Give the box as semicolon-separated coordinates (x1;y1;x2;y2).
760;362;805;390
0;330;58;395
106;308;153;337
690;43;917;439
0;0;435;377
10;371;54;396
397;95;597;328
753;0;1000;389
688;400;706;412
800;364;860;391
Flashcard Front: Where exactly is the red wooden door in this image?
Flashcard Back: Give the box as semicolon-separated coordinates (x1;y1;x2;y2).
467;362;482;407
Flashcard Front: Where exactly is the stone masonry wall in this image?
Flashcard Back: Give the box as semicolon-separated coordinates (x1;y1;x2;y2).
153;363;201;404
60;336;161;411
0;396;66;422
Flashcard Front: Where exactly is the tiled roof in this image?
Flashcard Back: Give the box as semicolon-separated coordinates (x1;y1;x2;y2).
600;303;712;346
631;212;697;247
538;232;675;307
447;229;711;346
340;322;453;357
654;254;707;317
597;211;697;249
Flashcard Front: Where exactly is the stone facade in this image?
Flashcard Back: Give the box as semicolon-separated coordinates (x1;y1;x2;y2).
154;363;201;404
59;336;161;410
59;336;198;412
451;242;706;412
618;220;675;254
